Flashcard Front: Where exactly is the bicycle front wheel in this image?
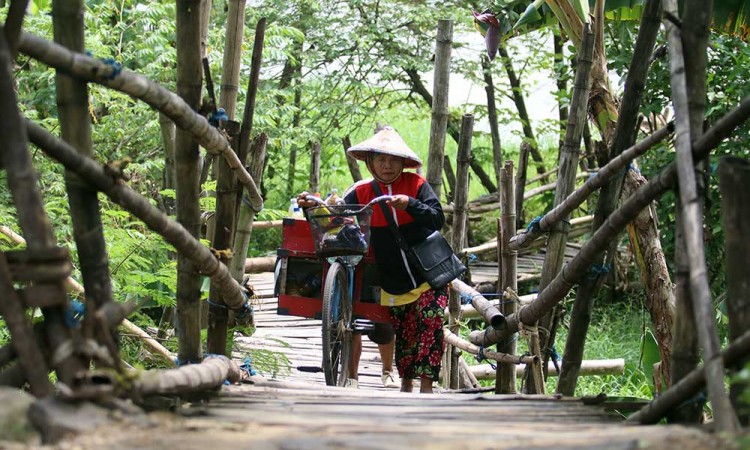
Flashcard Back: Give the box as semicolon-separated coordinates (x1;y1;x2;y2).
321;261;352;386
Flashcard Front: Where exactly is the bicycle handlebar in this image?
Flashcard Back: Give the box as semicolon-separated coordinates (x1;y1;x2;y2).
303;194;394;214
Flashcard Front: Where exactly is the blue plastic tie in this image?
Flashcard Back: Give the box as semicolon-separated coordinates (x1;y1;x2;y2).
587;263;612;279
239;356;257;377
207;298;228;309
525;216;543;232
64;300;86;328
209;108;229;126
174;357;202;367
476;346;497;370
468;253;478;263
459;292;474;305
100;58;122;80
626;163;640;175
235;300;254;323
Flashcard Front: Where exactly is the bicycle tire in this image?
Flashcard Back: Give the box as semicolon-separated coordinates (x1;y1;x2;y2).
321;261;352;386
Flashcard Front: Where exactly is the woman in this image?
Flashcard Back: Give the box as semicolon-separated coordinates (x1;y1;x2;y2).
299;126;447;393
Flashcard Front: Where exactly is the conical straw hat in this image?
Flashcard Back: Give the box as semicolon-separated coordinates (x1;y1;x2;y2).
347;126;422;168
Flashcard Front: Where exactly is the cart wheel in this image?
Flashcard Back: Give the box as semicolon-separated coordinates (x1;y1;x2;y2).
321;261;352;386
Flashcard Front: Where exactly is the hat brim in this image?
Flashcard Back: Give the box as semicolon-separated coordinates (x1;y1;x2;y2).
346;127;422;169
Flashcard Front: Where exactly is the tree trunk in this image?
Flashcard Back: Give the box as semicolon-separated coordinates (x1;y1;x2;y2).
426;19;452;200
482;55;503;189
309;141;320;194
514;142;530;230
498;43;546;176
3;0;28;58
342;136;363;182
442;156;456;204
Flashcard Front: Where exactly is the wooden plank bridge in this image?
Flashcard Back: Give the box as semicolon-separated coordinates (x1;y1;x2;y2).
37;269;727;449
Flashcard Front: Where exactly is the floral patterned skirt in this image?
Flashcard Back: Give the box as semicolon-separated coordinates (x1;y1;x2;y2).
389;286;448;381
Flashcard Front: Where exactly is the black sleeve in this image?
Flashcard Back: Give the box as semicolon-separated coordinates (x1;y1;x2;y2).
344;189;359;205
405;181;444;231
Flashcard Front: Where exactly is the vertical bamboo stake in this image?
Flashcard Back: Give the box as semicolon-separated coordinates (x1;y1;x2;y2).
3;0;28;58
426;19;452;199
175;0;205;364
219;0;245;120
496;160;517;394
229;18;267;285
309;141;321;194
717;156;750;426
53;0;117;358
533;23;594;392
448;114;473;390
0;32;83;385
514;142;530;229
663;0;738;431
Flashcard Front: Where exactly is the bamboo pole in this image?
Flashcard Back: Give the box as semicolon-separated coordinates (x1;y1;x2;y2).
53;0;118;365
206;121;241;356
628;329;750;425
2;0;27;58
449;280;504;330
0;32;84;386
663;0;738;431
229;134;268;288
174;0;205;365
25;121;250;317
508;125;671;251
471;358;625;380
219;0;245;120
482;55;503;192
425;19;452;199
468;95;750;346
243;256;276;273
447;114;473;389
496;161;517;394
443;329;536;366
533;25;594;389
133;355;240;396
718;157;750;426
235;17;266;174
560;0;669;398
15;31;263;213
514;142;530;229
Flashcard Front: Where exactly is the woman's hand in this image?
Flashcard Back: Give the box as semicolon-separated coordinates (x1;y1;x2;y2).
297;191;317;209
386;194;410;210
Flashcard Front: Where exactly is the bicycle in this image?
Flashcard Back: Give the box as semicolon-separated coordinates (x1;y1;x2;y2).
304;195;392;386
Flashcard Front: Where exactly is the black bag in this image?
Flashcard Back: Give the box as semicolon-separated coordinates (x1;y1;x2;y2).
371;181;466;289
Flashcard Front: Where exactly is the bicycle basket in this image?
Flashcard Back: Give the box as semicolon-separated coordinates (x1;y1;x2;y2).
305;204;373;258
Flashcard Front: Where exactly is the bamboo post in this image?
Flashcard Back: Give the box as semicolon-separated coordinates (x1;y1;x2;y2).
718;156;750;425
206;121;241;356
663;0;738;431
229;134;268;287
496;160;517;394
174;0;205;365
468;95;750;346
0;32;84;386
425;19;452;199
482;55;503;192
533;23;594;390
447;114;473;389
219;0;245;120
342;136;362;182
2;0;27;58
0;252;53;396
53;0;119;367
309;141;321;194
514;142;530;230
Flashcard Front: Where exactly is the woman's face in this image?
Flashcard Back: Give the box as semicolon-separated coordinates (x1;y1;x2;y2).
370;153;405;184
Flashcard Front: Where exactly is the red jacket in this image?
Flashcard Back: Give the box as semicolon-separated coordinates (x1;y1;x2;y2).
344;173;444;294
